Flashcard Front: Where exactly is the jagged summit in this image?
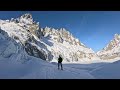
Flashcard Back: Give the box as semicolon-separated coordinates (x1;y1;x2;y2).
19;13;34;25
10;13;33;23
41;26;86;47
21;13;33;19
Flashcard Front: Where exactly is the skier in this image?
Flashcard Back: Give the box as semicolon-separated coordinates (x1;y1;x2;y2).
58;55;63;70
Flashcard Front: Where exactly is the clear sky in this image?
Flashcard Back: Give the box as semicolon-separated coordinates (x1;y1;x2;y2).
0;11;120;52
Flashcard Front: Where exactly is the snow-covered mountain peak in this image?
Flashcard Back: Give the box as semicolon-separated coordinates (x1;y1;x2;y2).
9;13;39;32
21;13;32;19
97;33;120;60
19;13;33;25
114;33;120;41
99;34;120;52
0;13;54;62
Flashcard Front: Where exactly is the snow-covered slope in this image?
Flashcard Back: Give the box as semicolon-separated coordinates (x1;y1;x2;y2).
97;34;120;61
0;13;100;64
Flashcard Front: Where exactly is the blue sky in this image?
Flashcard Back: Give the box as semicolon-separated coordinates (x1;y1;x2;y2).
0;11;120;52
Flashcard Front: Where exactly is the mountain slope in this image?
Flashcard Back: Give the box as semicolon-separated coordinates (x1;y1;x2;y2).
97;34;120;60
39;27;100;63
